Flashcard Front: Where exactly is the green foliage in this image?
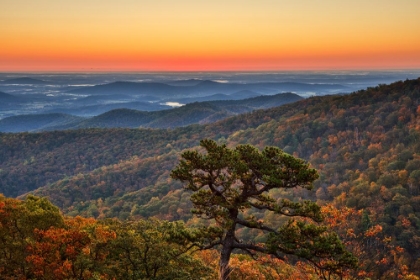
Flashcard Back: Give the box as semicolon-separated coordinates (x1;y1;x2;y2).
103;218;211;280
171;139;320;222
267;220;357;276
171;139;356;279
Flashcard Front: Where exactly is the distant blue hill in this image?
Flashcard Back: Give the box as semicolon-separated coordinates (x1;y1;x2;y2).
78;92;303;129
45;101;169;117
68;81;176;97
173;90;260;103
163;79;203;86
229;90;261;99
0;92;303;132
0;77;48;84
0;113;85;133
0;91;18;99
68;80;349;98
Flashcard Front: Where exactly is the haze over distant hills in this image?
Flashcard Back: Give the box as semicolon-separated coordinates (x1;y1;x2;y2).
0;77;48;84
0;91;21;113
0;92;302;132
1;71;419;120
0;91;18;99
0;77;341;119
0;113;84;133
68;80;349;98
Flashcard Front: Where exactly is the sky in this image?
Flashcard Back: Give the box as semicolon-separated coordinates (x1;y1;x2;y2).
1;0;420;72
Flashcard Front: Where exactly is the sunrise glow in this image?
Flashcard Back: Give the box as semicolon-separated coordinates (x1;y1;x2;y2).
1;0;420;71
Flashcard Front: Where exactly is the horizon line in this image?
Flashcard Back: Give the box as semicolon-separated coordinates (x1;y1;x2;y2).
1;68;420;74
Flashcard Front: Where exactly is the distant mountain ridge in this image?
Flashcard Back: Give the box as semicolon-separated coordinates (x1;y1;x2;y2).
0;77;48;84
173;90;260;103
0;77;353;120
0;91;21;114
68;79;349;98
0;113;85;133
45;101;169;117
0;92;303;132
0;91;18;99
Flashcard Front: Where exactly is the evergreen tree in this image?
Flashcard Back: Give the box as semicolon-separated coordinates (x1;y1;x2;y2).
171;139;357;279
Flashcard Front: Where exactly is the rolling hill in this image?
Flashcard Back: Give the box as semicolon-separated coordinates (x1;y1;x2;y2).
0;113;85;133
0;92;303;132
172;90;260;103
44;100;169;117
0;91;18;100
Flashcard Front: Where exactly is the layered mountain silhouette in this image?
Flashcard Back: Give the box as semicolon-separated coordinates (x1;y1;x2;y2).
68;80;349;98
0;92;302;132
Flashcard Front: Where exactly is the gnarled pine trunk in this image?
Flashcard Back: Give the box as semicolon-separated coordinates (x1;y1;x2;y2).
219;228;235;280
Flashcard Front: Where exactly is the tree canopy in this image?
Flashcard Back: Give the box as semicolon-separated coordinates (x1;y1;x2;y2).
171;139;357;279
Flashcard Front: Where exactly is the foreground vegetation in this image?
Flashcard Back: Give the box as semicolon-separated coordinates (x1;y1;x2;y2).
1;194;417;279
0;195;211;279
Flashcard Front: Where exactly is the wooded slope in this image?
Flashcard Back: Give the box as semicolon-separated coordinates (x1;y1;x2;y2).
1;78;420;271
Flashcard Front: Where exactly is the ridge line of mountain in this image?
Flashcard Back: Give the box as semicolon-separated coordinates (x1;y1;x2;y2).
0;92;303;132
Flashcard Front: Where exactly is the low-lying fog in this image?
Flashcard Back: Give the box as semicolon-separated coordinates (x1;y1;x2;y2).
1;70;419;120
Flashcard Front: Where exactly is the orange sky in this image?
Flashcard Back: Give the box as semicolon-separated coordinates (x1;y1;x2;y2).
1;0;420;71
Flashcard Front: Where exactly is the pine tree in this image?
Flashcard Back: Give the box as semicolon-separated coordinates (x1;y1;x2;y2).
171;139;357;280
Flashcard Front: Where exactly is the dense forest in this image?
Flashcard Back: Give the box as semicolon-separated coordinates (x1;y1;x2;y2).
1;78;420;278
0;194;360;279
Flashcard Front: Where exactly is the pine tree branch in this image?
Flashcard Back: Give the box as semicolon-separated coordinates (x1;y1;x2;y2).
235;218;277;233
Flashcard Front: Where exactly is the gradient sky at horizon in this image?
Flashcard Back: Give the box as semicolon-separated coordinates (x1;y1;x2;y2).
1;0;420;72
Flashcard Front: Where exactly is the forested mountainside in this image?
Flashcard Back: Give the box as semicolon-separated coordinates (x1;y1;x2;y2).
0;92;302;132
1;78;420;276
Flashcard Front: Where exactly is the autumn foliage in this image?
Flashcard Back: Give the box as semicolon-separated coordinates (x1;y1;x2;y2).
1;78;420;277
